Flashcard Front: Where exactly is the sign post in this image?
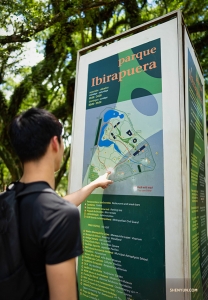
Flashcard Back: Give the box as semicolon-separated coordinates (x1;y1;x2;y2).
69;10;208;300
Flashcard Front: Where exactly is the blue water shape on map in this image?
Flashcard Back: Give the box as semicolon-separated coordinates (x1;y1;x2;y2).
103;110;124;122
99;124;121;153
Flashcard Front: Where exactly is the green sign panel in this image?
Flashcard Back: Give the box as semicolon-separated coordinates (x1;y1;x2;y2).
188;49;208;299
78;39;165;299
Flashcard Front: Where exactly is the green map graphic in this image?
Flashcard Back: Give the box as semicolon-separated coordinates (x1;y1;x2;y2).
88;108;156;183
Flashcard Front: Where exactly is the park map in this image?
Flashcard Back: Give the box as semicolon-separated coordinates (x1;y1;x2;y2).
88;108;156;183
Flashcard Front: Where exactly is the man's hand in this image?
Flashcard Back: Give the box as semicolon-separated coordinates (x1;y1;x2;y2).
93;171;113;189
64;171;114;206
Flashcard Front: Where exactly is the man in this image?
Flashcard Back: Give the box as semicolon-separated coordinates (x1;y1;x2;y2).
9;107;112;300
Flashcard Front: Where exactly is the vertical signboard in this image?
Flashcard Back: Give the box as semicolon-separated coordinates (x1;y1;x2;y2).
185;30;208;299
71;15;184;300
78;37;165;300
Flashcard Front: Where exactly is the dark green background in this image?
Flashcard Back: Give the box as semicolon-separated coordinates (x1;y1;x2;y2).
86;39;161;110
103;194;166;300
188;49;208;299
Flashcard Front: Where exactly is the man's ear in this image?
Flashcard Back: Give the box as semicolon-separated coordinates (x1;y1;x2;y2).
51;136;59;152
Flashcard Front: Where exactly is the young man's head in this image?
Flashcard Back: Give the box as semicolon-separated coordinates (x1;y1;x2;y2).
9;108;63;167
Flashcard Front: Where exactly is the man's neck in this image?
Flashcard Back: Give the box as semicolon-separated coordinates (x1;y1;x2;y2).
20;159;55;189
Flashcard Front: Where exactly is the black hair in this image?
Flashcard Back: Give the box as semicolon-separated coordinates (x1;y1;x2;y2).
9;107;63;163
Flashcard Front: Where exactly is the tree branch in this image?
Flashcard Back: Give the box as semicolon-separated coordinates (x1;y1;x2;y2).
123;0;140;28
0;148;21;180
141;0;147;9
0;12;63;44
102;19;128;39
8;74;32;118
0;1;120;45
0;91;9;123
188;21;208;33
193;33;208;54
81;0;118;11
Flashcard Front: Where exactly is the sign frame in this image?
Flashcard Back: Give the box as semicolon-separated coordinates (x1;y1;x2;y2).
68;10;207;300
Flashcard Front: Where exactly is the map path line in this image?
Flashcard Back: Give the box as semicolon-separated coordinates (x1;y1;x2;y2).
102;121;135;169
97;147;108;171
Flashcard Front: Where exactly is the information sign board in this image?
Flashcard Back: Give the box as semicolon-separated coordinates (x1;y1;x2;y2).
69;11;208;300
185;30;208;300
79;37;165;300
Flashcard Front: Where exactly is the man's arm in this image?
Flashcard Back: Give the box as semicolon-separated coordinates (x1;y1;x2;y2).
63;172;113;207
46;258;77;300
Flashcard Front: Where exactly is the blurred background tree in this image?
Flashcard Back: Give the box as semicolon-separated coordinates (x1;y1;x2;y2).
0;0;208;193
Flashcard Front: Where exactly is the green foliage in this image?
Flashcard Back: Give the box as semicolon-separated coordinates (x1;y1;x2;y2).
0;154;12;191
0;0;208;192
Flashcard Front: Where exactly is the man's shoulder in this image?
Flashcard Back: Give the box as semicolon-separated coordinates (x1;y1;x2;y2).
16;181;79;220
37;191;79;219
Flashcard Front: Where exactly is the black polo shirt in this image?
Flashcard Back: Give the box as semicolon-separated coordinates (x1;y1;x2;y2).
16;181;83;300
